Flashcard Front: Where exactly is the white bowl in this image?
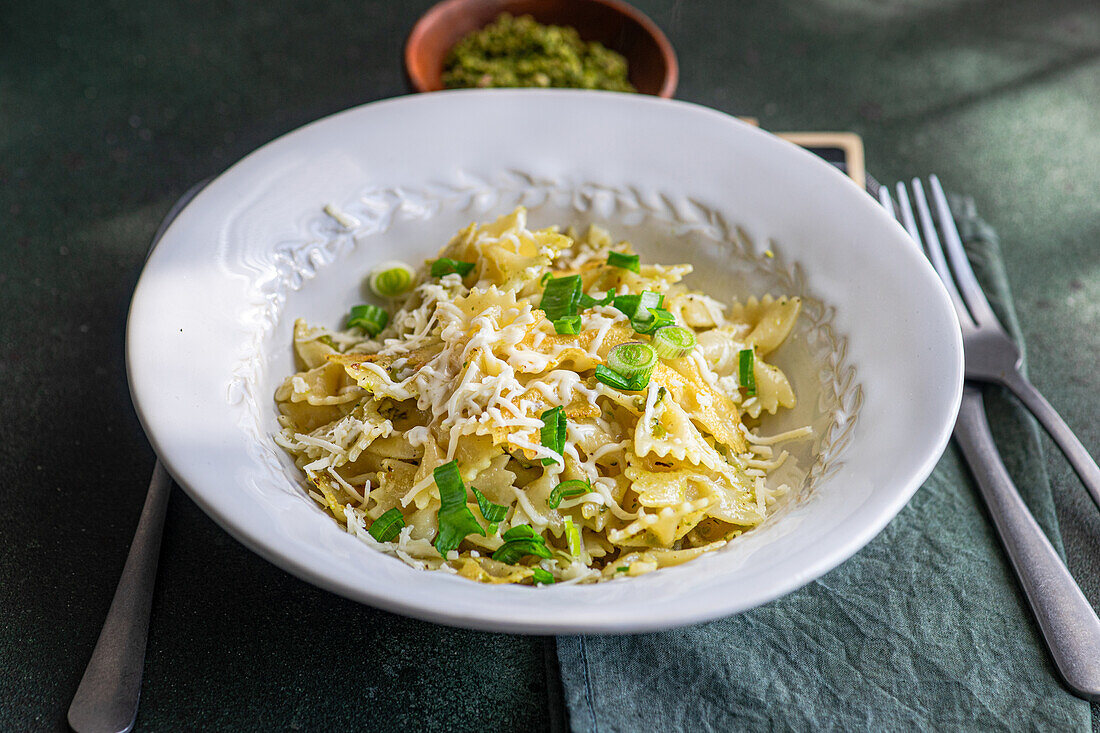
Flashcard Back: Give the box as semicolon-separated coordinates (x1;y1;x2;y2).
127;90;962;634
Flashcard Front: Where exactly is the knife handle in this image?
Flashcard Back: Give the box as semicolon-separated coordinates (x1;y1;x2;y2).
1002;369;1100;514
68;461;171;733
955;384;1100;701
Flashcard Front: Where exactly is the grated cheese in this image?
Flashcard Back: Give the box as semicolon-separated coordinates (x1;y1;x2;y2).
274;206;812;585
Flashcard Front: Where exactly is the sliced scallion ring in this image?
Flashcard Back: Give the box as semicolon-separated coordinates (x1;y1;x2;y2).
652;326;697;359
607;342;657;381
346;304;389;336
369;261;415;297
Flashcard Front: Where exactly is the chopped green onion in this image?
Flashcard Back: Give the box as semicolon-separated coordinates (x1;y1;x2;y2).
613;291;669;334
539;275;582;321
540;272;553;286
632;307;675;335
493;539;553;564
471;486;507;529
652;326;697;359
492;527;553;564
539;406;567;465
640;291;665;310
502;524;540;541
564;516;583;558
616;566;629;573
594;365;630;390
738;348;757;397
434;461;465;497
346;304;389;336
430;258;475;278
614;294;642;317
552;314;582;335
594;364;648;392
367;507;405;542
369;261;415;297
612;291;664;319
607;251;641;273
531;567;555;585
548;479;591;509
607;342;657;380
616;290;642;316
433;461;485;556
630;311;653;331
579;292;614;309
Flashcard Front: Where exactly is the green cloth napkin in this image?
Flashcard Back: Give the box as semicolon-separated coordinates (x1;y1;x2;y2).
555;197;1092;731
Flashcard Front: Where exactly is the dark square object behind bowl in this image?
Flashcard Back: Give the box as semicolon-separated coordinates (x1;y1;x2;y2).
405;0;678;97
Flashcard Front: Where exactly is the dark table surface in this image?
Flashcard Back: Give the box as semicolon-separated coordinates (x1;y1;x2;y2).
3;0;1100;729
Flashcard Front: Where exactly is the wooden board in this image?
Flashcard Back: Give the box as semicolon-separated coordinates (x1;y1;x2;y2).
775;131;866;189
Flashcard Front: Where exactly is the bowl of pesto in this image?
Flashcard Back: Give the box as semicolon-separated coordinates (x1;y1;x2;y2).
405;0;677;97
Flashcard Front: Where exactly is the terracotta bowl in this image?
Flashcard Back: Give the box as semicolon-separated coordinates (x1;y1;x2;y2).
405;0;678;98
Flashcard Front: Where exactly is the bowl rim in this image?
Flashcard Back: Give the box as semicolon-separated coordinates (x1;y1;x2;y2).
404;0;679;98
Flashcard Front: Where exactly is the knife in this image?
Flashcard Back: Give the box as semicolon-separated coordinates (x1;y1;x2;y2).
68;178;211;733
954;387;1100;701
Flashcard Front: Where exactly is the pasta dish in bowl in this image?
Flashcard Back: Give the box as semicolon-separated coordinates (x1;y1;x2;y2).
275;208;811;585
126;90;963;632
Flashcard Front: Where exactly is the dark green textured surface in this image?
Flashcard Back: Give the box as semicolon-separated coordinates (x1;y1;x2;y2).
2;0;1099;730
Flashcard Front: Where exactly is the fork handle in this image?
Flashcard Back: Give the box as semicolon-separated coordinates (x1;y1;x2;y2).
955;385;1100;701
68;461;172;733
1001;370;1100;513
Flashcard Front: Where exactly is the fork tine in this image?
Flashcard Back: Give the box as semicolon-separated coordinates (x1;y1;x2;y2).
894;182;922;248
927;175;1003;329
908;179;975;328
880;185;916;253
877;184;895;219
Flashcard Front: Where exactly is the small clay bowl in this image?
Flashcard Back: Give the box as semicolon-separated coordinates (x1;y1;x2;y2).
405;0;678;98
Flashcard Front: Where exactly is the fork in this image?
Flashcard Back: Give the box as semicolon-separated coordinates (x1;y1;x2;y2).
885;176;1100;701
881;177;1100;514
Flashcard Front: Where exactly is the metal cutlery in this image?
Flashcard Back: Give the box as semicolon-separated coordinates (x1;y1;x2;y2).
880;178;1100;514
884;176;1100;701
68;180;209;733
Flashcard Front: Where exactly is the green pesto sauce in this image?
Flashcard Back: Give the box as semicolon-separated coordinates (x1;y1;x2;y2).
442;13;636;92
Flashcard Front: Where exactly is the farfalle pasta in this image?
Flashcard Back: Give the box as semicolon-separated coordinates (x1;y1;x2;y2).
274;207;810;584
